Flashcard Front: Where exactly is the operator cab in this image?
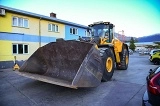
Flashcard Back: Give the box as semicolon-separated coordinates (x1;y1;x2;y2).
88;21;114;43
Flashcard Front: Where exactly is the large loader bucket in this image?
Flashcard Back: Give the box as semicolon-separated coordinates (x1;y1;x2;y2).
17;40;103;89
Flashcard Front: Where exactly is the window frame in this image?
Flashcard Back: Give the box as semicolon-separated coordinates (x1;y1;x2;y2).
23;44;29;54
48;24;52;31
70;27;78;35
12;44;29;54
48;23;59;32
55;25;59;32
12;16;18;26
23;18;29;28
18;17;23;27
12;16;29;28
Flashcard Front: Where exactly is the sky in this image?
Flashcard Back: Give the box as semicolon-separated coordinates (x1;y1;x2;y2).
0;0;160;37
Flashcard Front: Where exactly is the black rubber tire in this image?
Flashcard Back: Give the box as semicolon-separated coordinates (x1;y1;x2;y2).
101;48;115;82
153;59;160;65
116;45;129;70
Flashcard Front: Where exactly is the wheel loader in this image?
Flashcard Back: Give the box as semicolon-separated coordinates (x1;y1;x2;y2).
14;21;129;89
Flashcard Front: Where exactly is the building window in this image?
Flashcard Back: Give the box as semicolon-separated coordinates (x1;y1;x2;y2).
18;17;23;27
23;19;29;28
12;16;29;28
12;17;18;26
70;28;78;35
13;45;17;54
12;44;29;54
48;24;52;31
24;45;28;53
48;23;59;32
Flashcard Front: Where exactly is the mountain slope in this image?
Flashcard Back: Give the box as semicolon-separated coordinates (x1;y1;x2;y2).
137;34;160;42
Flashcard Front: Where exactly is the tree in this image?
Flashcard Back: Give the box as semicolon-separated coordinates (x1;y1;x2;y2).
153;42;160;49
129;37;136;51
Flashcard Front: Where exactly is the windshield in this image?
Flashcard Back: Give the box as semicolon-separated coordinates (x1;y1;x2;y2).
91;24;109;37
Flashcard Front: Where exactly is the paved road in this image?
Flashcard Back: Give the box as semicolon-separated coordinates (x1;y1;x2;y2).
0;53;158;106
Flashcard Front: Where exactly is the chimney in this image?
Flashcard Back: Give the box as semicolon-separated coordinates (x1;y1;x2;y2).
50;12;56;18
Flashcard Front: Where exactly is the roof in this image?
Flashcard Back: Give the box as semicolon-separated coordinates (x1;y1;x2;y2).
0;5;88;29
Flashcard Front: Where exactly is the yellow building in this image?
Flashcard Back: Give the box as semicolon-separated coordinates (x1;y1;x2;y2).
0;5;88;69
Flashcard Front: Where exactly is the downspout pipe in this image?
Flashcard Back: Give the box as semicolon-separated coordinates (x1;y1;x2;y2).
39;17;41;47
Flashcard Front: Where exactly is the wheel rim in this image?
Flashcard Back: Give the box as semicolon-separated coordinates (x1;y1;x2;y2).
126;55;129;65
106;57;113;72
